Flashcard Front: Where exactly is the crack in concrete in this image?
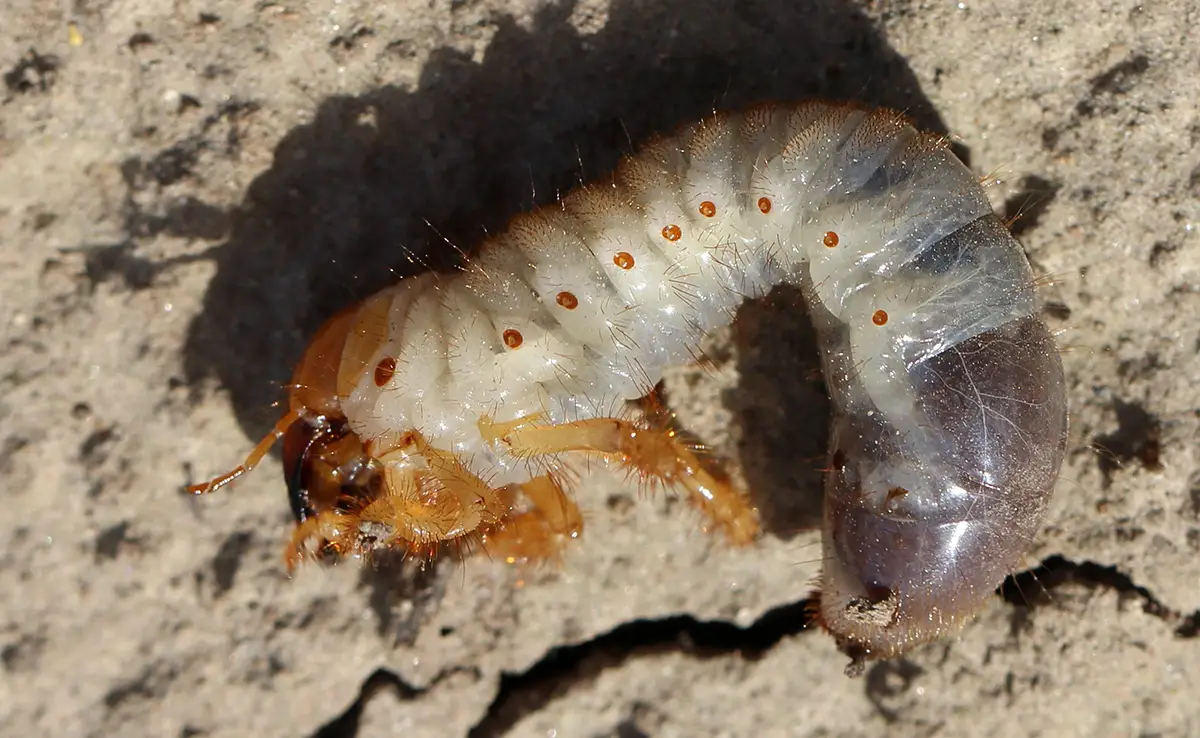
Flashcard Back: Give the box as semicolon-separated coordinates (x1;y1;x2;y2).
306;555;1197;737
466;599;815;738
1001;554;1198;637
308;666;481;738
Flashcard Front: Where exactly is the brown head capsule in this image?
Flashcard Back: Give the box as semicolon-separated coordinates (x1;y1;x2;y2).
187;296;388;564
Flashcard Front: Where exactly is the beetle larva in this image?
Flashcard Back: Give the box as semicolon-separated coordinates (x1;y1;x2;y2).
190;100;1068;662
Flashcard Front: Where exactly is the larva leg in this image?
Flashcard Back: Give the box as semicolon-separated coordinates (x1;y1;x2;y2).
284;508;358;571
481;415;760;545
285;466;582;568
282;456;495;569
481;474;584;564
187;407;305;495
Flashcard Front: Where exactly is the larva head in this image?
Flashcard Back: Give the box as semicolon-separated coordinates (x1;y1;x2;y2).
280;301;387;530
187;297;385;511
280;411;379;524
816;316;1068;667
279;289;472;565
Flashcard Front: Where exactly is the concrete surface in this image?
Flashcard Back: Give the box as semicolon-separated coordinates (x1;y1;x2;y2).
2;0;1198;736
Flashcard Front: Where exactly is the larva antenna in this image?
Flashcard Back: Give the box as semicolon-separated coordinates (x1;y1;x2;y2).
186;406;307;496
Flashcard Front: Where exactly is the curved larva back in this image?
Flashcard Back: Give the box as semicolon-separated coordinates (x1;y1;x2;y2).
330;101;1068;660
817;312;1067;659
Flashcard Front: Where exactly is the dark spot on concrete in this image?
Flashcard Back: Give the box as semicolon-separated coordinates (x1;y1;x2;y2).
611;721;651;738
4;49;59;95
201;64;231;80
1177;610;1200;638
1114;523;1145;542
212;530;254;595
95;521;131;560
146;141;204;187
330;26;375;50
1149;240;1178;268
613;703;666;738
103;662;178;710
386;39;417;58
0;436;30;475
1076;54;1151;117
31;211;57;231
1041;126;1060;150
80;426;119;467
79;243;160;290
127;32;155;50
178;93;202;113
1;632;46;672
1088;54;1151;97
74;101;253;290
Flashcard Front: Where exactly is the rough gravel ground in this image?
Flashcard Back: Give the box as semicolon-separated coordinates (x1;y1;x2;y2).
1;0;1198;736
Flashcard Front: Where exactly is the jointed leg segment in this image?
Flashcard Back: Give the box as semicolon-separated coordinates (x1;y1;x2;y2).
480;414;760;545
479;474;584;564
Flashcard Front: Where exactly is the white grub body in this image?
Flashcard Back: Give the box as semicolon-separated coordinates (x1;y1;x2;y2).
337;101;1068;659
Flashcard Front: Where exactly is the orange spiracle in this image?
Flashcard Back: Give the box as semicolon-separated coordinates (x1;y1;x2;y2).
373;356;396;387
556;291;579;309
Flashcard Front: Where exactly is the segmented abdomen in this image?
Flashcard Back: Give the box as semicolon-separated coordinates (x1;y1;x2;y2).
335;100;1067;656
